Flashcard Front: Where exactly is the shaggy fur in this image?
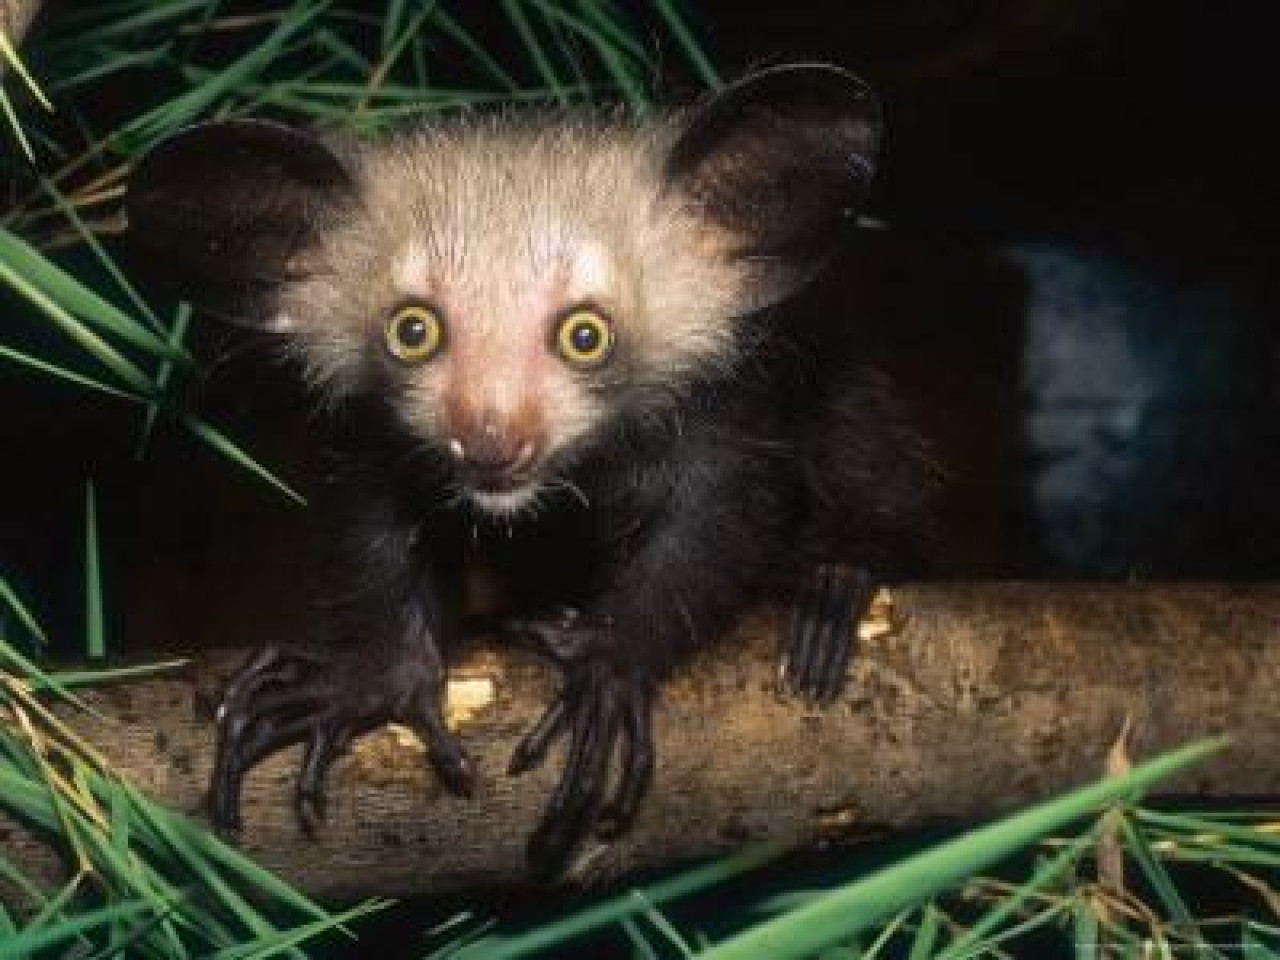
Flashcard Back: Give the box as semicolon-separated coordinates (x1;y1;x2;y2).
126;65;938;873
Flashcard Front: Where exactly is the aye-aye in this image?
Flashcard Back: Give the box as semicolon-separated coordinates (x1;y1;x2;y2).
126;64;937;874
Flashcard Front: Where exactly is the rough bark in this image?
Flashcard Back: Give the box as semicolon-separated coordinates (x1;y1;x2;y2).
4;582;1280;898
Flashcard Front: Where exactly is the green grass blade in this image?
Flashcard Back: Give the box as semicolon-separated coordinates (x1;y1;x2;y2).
38;0;212;53
531;0;647;110
38;178;166;334
1138;809;1280;852
37;659;187;691
124;795;298;955
21;875;85;946
0;575;47;645
137;302;192;458
381;0;408;53
0;26;54;110
619;918;660;960
0;852;49;913
502;0;569;105
0;250;154;394
0;762;60;829
0;629;92;710
0;87;36;161
135;784;334;926
0;228;185;361
452;838;791;960
628;889;693;958
432;9;520;93
862;909;911;960
907;904;941;960
954;899;1074;955
651;0;719;89
1119;815;1218;957
118;0;329;147
181;416;305;505
573;1;649;62
0;342;145;403
1074;897;1101;960
938;830;1094;960
206;898;390;960
0;899;154;959
44;42;174;94
84;480;106;660
699;739;1226;960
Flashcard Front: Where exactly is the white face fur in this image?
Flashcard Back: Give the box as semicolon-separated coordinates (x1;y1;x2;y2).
274;117;752;519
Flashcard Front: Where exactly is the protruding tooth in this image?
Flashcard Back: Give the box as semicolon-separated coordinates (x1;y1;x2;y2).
448;438;465;459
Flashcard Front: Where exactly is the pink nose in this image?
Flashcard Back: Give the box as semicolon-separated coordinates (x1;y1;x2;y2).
447;419;539;487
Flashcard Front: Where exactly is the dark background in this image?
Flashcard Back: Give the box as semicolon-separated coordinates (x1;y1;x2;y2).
3;0;1278;645
696;0;1280;578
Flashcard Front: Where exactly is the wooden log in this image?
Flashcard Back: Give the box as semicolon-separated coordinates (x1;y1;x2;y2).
4;582;1280;898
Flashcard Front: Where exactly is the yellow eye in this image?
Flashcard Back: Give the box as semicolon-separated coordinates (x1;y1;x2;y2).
556;309;613;367
384;304;443;363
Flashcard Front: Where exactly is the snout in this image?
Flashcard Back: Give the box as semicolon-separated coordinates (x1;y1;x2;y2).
448;425;540;492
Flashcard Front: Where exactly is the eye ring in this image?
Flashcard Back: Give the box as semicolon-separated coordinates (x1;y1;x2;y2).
555;308;614;368
385;304;444;363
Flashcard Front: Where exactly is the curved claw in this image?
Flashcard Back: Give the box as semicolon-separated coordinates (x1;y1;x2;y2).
781;565;873;704
210;644;474;837
513;661;655;876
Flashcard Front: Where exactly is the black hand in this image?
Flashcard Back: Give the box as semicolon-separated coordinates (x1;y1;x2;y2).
781;564;874;703
506;613;655;875
210;643;473;835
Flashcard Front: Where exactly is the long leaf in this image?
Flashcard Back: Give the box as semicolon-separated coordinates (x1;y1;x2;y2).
84;480;105;660
452;839;790;960
699;739;1226;960
0;575;47;644
0;899;154;959
0;248;154;394
0;228;184;361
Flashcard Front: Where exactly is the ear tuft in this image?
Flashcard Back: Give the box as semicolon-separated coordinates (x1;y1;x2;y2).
667;63;883;309
125;119;355;328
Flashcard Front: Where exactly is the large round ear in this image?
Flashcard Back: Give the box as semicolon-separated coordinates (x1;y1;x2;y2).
665;64;883;311
125;119;356;330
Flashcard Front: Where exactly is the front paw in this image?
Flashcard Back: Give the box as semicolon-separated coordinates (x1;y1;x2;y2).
781;564;873;704
211;644;474;836
508;655;655;876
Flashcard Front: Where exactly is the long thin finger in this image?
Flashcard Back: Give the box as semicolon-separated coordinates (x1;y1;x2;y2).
528;691;617;872
783;576;817;688
296;727;339;836
411;688;475;797
596;696;654;839
812;570;856;703
794;565;835;697
211;711;316;830
508;696;570;775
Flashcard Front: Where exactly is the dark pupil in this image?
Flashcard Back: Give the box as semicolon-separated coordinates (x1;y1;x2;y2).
571;322;600;353
398;315;428;347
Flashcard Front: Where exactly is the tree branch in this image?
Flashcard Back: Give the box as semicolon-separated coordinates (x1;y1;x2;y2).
5;583;1279;897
